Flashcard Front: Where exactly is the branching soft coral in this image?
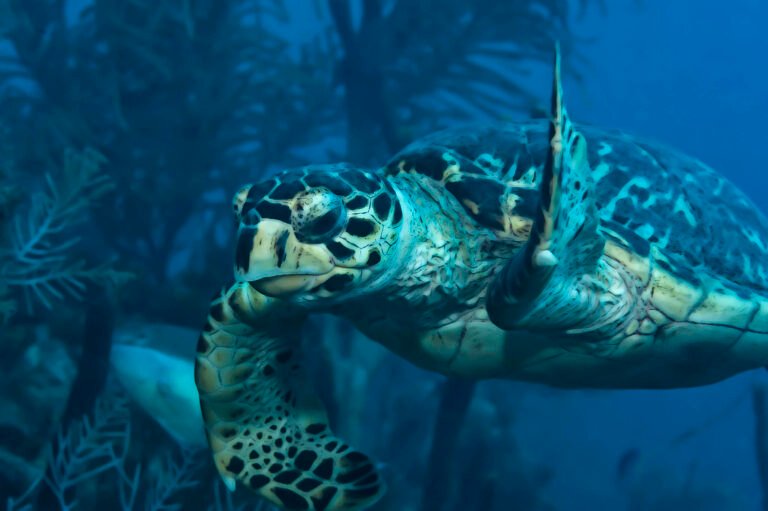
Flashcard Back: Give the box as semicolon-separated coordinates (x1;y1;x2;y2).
5;391;130;511
5;389;231;511
0;148;124;315
45;393;131;510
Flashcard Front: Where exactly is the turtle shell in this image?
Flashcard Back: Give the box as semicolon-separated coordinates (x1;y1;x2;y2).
384;121;768;293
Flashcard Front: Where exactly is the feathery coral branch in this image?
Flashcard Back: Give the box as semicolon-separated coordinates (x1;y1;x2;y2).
0;148;122;312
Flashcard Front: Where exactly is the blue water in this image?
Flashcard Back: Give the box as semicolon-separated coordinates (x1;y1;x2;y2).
520;2;768;509
571;1;768;196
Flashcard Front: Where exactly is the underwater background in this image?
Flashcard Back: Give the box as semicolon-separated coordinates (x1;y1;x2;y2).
1;1;767;510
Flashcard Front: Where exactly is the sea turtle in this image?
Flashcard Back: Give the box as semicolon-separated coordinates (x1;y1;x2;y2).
194;48;768;511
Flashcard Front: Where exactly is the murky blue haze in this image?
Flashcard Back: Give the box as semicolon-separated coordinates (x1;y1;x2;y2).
2;1;768;510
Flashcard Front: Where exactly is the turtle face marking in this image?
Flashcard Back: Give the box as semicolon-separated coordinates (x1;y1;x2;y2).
232;164;403;302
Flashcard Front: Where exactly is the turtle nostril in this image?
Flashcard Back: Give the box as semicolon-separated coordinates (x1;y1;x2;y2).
243;207;260;226
292;189;347;243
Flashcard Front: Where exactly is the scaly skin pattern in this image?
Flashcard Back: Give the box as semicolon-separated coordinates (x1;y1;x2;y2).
195;64;768;511
195;283;384;511
196;127;768;511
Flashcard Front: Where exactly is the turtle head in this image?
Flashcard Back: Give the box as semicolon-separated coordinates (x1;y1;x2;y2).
232;164;405;304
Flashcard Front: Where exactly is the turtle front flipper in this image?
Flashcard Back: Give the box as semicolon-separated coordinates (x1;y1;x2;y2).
195;283;384;511
487;45;611;333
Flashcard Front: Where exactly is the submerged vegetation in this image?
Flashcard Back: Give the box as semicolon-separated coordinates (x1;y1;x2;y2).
0;148;118;317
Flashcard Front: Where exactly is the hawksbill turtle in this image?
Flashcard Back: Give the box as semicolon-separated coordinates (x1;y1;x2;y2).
194;48;768;511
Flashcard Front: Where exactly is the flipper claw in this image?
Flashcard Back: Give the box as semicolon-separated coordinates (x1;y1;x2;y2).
534;249;559;268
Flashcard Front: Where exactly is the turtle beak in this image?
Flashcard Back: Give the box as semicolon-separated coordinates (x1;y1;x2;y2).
234;220;335;296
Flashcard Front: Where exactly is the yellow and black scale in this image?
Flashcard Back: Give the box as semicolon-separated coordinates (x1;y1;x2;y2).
195;49;768;511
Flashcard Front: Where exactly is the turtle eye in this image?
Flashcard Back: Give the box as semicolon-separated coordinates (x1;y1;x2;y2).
292;189;347;243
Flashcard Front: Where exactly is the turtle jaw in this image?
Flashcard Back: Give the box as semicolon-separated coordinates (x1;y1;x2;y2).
235;219;336;297
249;272;337;297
